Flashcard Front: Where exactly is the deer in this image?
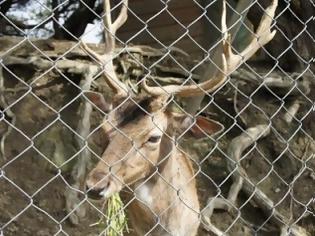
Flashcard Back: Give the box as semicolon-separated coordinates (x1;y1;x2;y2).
82;0;278;235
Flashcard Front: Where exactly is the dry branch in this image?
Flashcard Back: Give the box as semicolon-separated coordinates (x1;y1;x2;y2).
226;119;310;236
65;66;98;225
0;66;16;161
284;100;300;124
202;125;270;235
203;123;309;236
3;56;98;74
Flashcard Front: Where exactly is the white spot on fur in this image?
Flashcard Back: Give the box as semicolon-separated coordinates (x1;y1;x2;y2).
135;183;152;205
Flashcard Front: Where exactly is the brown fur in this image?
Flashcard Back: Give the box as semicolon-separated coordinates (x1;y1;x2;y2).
85;94;224;235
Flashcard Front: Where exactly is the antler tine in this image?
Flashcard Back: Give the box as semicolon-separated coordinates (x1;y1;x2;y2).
237;0;277;63
112;0;129;34
141;53;228;97
142;0;278;98
103;0;114;52
81;0;129;99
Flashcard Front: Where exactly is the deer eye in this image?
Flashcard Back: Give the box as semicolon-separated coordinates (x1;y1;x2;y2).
147;135;162;143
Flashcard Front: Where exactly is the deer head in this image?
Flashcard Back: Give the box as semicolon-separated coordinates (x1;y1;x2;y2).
83;0;278;199
85;92;224;199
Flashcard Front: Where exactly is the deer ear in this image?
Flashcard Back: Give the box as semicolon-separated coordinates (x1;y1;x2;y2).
83;91;112;113
171;112;224;138
190;116;224;139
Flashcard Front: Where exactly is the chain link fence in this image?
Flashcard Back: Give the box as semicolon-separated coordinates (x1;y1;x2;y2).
0;0;314;235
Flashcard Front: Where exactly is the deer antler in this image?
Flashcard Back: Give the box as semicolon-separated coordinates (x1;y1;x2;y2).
142;0;278;97
81;0;129;99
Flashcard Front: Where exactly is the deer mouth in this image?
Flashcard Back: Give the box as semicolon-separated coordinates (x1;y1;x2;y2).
86;188;105;200
86;177;121;200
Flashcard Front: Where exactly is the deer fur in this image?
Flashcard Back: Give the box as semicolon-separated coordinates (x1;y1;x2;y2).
85;96;223;235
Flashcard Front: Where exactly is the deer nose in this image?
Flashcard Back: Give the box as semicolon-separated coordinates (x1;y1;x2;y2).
86;187;104;200
85;171;109;200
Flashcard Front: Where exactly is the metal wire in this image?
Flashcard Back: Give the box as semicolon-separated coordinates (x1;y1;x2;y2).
0;0;314;236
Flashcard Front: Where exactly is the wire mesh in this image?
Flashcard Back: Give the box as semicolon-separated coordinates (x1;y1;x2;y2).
0;0;314;236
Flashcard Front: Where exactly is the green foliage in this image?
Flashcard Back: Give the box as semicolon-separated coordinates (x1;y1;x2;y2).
104;193;129;236
91;193;128;236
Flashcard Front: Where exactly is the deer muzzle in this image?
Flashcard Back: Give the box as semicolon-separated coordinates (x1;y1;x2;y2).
85;170;120;200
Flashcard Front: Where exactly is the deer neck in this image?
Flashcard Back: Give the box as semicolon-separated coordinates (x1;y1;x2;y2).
126;138;198;236
133;136;195;202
